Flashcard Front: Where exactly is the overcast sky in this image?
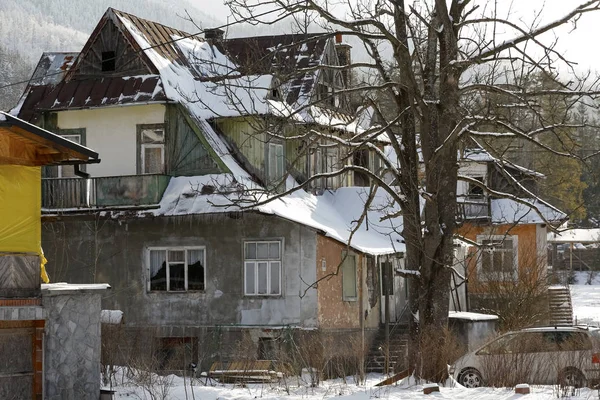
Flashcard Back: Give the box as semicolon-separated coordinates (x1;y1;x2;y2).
188;0;600;72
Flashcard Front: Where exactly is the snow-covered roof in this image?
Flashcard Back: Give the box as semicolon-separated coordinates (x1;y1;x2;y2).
448;311;499;321
41;282;111;291
491;198;566;224
462;145;544;178
151;175;404;256
548;228;600;243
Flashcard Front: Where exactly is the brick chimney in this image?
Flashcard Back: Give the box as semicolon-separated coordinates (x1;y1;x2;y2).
335;34;352;87
204;28;225;41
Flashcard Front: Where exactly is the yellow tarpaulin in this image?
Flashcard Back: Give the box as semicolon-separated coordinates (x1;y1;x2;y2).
0;165;49;283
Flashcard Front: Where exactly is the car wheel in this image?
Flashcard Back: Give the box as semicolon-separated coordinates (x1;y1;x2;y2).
458;368;483;388
559;367;586;388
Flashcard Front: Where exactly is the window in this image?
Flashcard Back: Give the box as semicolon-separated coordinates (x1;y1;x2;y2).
101;51;116;72
139;125;165;174
244;241;281;296
267;142;284;185
467;176;485;199
477;235;518;280
308;146;339;189
342;254;357;301
380;258;394;296
148;247;205;292
257;337;278;360
58;133;83;178
156;337;197;371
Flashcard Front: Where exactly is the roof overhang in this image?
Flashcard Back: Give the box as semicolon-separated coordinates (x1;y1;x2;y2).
0;111;99;166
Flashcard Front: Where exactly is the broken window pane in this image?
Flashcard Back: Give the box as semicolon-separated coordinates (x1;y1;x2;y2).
150;250;167;291
188;249;205;291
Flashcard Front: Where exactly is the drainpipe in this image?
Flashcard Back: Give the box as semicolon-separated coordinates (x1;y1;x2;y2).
384;256;390;375
360;256;365;382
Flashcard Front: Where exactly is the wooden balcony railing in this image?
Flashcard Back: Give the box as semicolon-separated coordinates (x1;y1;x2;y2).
42;174;171;209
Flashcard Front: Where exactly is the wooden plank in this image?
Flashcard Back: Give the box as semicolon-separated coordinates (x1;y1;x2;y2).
374;368;413;387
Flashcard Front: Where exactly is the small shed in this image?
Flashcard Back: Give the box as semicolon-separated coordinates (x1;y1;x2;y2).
547;229;600;272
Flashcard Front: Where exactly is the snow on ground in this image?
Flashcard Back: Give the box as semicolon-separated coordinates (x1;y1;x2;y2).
105;271;600;399
107;368;599;399
571;271;600;326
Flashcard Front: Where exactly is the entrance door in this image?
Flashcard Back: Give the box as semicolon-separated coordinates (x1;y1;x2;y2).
0;328;34;399
380;257;396;323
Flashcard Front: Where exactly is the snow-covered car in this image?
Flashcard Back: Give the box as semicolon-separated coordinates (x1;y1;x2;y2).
450;326;600;388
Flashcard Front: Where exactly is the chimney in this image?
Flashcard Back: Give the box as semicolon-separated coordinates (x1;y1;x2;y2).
204;28;225;41
335;34;352;87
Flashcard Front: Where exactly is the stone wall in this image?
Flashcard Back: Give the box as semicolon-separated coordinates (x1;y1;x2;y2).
42;284;107;400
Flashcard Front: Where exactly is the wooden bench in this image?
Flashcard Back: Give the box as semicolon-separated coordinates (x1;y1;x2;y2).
207;360;285;383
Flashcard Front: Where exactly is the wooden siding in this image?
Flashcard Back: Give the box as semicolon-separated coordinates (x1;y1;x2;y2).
165;105;221;176
72;17;151;78
456;223;542;293
217;118;265;171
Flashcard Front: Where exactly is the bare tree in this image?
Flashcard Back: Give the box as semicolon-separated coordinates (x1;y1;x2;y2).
180;0;600;382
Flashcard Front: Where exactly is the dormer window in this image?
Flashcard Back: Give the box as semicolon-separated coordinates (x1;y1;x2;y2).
271;88;280;99
101;51;116;72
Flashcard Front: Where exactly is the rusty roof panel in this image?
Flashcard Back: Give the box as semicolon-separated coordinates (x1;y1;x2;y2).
30;52;79;87
18;76;167;119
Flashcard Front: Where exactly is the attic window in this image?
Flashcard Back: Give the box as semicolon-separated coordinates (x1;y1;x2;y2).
272;88;280;99
101;51;116;72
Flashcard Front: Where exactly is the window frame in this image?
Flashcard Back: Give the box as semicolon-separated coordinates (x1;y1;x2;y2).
243;240;283;297
147;246;206;293
266;142;285;187
341;253;358;301
137;124;166;175
53;130;86;178
476;235;518;281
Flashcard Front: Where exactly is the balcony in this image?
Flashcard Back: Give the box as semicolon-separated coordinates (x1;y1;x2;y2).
42;174;171;209
456;198;490;222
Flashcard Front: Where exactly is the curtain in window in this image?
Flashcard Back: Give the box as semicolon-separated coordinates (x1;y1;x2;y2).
149;250;167;291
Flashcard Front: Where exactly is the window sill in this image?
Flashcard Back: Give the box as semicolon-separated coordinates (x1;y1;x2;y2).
343;297;358;302
147;290;206;294
244;294;283;299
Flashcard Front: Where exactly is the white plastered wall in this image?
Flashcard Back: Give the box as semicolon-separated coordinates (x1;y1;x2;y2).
57;104;166;177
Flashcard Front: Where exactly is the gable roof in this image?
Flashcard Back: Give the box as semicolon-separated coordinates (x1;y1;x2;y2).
218;33;329;106
15;8;368;132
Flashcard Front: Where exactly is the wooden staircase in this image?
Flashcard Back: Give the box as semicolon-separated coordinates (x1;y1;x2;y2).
366;323;409;374
548;286;574;326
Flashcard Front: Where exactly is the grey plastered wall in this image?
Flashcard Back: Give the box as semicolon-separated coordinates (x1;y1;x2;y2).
43;288;104;400
42;212;318;329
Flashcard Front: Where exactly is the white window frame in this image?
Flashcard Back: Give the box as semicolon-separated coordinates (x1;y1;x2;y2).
58;134;83;178
244;240;282;296
139;126;165;174
476;235;518;281
147;246;206;292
